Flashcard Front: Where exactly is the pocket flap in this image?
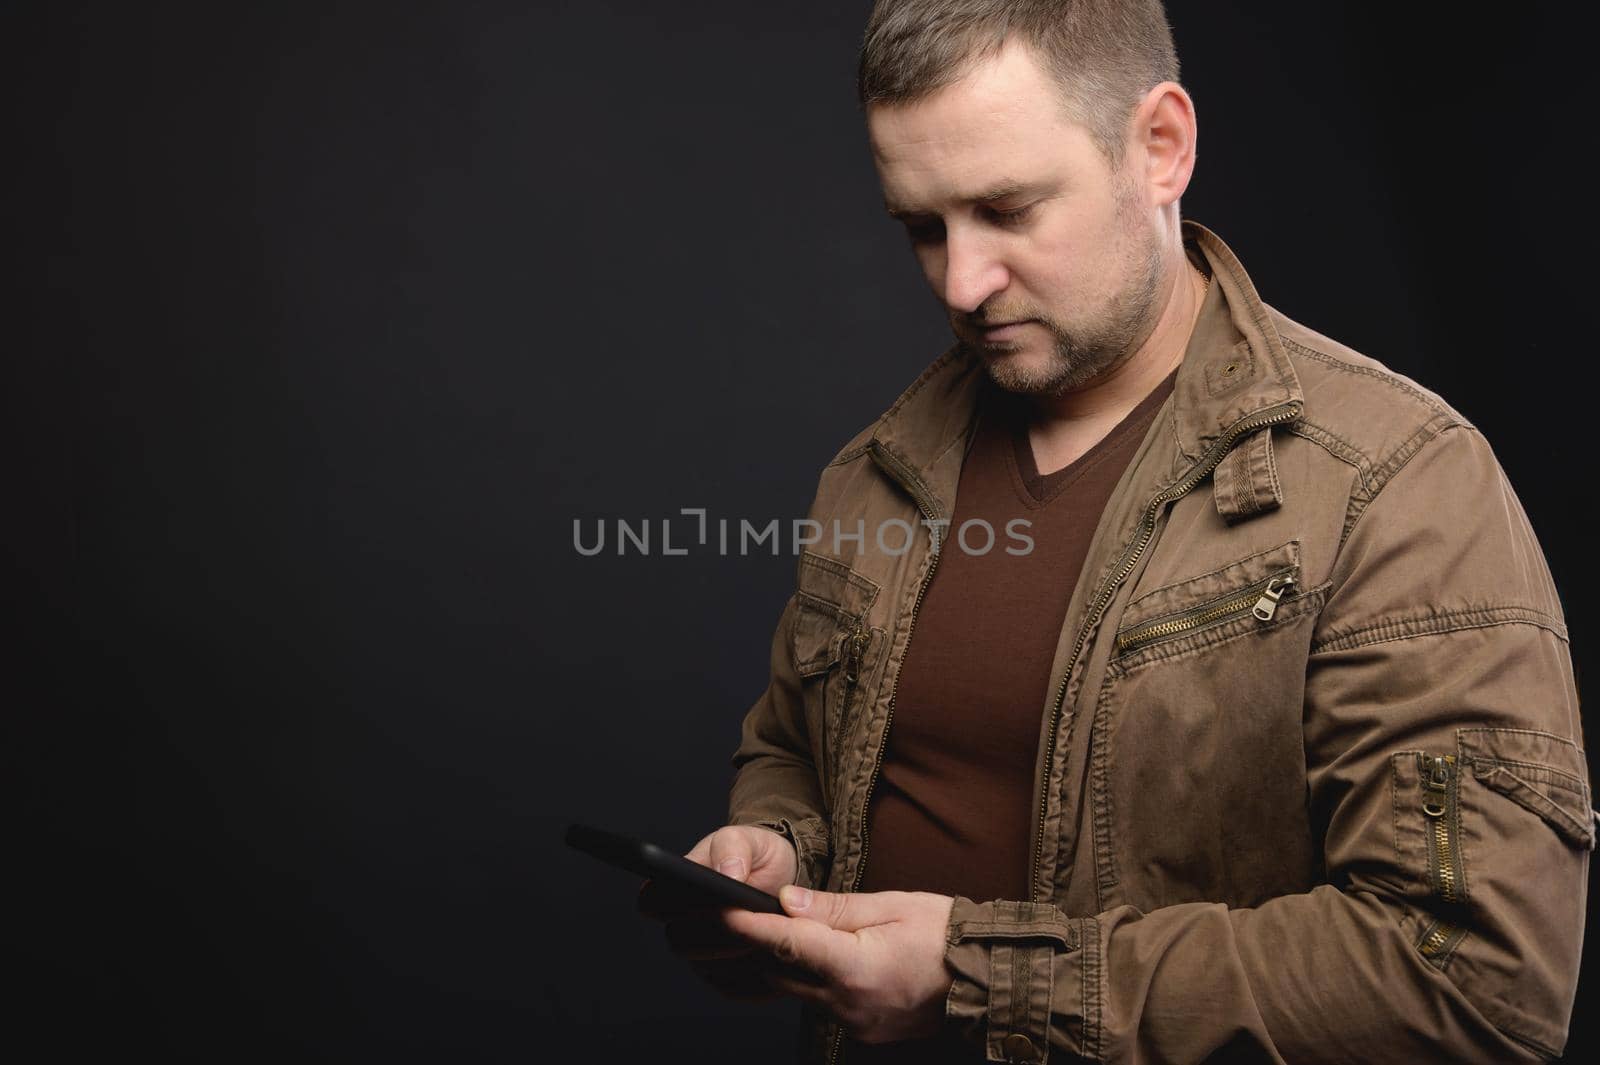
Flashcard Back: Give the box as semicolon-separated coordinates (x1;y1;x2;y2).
792;600;843;677
795;550;880;618
1473;765;1595;850
790;551;880;677
1459;728;1594;851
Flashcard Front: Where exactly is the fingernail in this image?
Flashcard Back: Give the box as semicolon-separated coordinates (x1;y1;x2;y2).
781;885;812;910
718;857;746;880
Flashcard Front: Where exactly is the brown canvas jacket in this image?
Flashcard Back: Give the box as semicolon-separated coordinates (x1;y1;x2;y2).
727;219;1591;1063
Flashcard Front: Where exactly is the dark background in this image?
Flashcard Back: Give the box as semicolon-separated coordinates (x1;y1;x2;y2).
10;1;1593;1060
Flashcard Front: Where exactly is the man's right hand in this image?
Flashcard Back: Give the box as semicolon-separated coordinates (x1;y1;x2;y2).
636;824;800;1001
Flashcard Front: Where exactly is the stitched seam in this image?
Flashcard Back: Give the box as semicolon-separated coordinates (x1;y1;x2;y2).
1236;444;1259;514
1452;733;1473;910
870;438;945;521
1222;444;1248;516
1082;916;1101;1062
1245;430;1272;513
1226;438;1256;517
952;921;1074;944
1028;943;1052;1064
1479;769;1593;837
1388;751;1401;882
1009;927;1027;1049
825;441;873;468
1090;680;1118;911
1283;337;1459;420
1457;726;1586;754
1365;414;1461;493
1469;758;1587;793
1286;420;1371;485
1341;421;1464;544
1263;428;1282;503
1049;675;1087;901
799;548;882;595
793;593;860;631
1311;606;1569;654
1213;447;1237;514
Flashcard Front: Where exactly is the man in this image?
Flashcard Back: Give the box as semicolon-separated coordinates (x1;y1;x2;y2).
639;2;1589;1062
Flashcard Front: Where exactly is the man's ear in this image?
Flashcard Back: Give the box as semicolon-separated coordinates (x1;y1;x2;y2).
1129;81;1197;208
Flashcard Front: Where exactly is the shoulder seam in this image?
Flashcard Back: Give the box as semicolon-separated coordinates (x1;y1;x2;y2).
1282;336;1457;419
1286;419;1373;492
1340;418;1465;545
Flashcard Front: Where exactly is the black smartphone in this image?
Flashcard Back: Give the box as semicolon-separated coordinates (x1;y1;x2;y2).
564;822;786;915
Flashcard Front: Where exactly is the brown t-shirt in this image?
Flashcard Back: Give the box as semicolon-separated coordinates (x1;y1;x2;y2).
844;366;1178;1063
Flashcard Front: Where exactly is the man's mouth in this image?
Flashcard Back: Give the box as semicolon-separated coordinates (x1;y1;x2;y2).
978;320;1032;340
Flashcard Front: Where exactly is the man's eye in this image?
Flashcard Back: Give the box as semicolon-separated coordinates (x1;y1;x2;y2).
989;204;1036;227
904;220;945;245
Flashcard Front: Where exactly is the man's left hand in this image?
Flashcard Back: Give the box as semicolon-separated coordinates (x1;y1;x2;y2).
721;886;956;1045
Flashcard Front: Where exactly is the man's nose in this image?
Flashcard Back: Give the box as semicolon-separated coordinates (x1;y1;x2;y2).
941;229;1008;315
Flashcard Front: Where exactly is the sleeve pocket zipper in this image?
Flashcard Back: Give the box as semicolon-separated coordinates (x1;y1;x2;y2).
1416;753;1470;967
1114;570;1299;656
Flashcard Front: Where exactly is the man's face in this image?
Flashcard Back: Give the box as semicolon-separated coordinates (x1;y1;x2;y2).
867;38;1166;397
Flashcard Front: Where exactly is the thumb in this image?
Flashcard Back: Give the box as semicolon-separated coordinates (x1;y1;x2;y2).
778;885;902;932
707;829;759;882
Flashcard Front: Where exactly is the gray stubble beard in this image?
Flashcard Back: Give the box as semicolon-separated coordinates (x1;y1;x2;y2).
967;184;1169;399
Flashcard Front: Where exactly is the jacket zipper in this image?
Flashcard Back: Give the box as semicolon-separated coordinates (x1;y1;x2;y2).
842;403;1297;1059
1028;400;1302;898
1416;753;1468;965
830;620;872;773
1112;572;1298;656
832;447;946;1065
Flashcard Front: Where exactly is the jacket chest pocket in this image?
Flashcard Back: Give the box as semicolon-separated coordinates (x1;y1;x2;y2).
1089;539;1325;911
792;552;882;805
1112;539;1307;659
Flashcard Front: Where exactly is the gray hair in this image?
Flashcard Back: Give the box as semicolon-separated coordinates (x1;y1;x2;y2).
858;0;1181;167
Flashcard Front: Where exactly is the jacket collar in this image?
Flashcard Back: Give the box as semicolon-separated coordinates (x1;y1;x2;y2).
866;219;1303;524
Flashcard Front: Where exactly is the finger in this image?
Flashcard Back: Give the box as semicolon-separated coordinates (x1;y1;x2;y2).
722;908;851;985
707;830;754;884
779;885;905;933
742;831;799;894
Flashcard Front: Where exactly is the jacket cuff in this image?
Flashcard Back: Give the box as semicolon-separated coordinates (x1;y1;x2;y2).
943;897;1095;1064
746;815;831;891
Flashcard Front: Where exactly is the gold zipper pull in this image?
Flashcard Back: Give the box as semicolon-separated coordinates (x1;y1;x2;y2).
1421;754;1453;817
842;623;869;686
1252;576;1297;621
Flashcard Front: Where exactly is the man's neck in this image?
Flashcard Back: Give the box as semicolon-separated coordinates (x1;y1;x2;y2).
1019;255;1209;476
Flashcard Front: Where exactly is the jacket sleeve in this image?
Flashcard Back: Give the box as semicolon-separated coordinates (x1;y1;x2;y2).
725;588;833;891
942;424;1591;1064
